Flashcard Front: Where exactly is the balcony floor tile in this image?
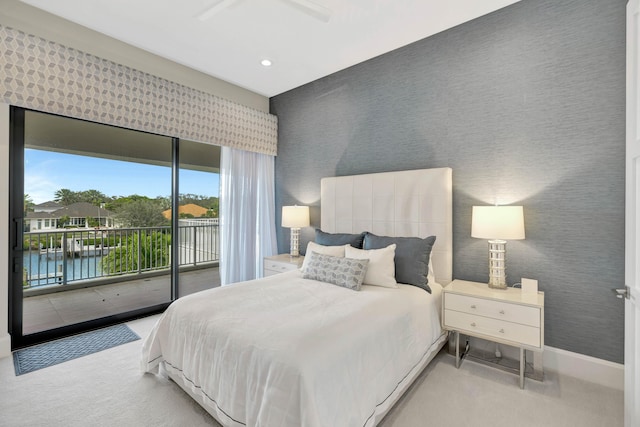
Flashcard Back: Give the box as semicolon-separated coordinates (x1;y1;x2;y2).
22;268;220;335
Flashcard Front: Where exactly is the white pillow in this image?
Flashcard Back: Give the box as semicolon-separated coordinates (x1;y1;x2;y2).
345;244;398;288
301;242;349;271
427;252;436;285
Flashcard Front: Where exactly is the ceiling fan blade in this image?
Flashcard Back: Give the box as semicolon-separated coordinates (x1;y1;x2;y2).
281;0;332;23
196;0;241;21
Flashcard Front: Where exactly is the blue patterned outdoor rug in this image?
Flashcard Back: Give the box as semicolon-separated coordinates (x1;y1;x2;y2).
13;324;140;376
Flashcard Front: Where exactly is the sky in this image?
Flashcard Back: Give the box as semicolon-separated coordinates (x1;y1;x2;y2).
25;149;220;204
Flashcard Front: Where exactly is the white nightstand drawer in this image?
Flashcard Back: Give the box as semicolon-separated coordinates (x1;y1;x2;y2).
445;293;540;327
444;309;541;348
264;261;298;273
263;268;283;277
263;254;304;277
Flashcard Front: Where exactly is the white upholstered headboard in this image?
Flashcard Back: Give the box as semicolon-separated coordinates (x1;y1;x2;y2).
320;168;452;285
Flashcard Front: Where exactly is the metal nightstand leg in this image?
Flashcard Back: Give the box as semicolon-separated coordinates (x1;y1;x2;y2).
519;347;525;389
455;331;460;368
454;331;470;369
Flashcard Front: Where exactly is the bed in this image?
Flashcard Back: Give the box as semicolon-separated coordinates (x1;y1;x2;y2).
142;167;453;427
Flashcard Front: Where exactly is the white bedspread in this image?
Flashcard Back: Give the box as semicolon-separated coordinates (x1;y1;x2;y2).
141;270;443;427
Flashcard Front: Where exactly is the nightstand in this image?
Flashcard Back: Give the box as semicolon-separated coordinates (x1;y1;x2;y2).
442;279;544;388
263;254;305;277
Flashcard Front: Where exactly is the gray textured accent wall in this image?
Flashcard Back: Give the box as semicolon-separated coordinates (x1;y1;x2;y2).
271;0;626;363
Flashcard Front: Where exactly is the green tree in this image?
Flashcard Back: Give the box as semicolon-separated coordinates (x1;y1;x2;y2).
57;215;70;228
87;216;100;228
101;231;171;274
54;188;110;206
203;209;218;218
80;189;108;206
207;197;219;217
105;194;154;212
154;196;171;210
54;188;80;205
24;194;35;213
114;199;168;228
179;193;200;205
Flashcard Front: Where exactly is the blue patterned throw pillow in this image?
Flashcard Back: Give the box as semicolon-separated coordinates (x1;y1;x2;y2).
302;252;369;291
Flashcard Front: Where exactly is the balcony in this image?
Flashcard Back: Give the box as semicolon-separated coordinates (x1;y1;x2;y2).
21;220;220;335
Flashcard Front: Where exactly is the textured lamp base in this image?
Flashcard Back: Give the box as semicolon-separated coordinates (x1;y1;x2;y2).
487;239;507;289
290;227;301;257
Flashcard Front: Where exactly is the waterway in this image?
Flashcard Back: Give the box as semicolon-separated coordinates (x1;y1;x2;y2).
24;252;103;288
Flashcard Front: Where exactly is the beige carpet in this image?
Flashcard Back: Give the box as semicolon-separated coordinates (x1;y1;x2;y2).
0;315;623;427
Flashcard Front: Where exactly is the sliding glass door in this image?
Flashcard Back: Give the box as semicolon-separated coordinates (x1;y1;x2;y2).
177;140;221;298
10;107;220;348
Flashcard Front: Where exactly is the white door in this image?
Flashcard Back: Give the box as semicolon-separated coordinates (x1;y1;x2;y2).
626;1;640;426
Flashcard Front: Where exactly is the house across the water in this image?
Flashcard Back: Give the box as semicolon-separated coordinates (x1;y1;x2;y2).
26;201;115;231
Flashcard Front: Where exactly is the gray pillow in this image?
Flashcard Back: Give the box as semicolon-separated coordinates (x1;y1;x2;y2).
315;229;366;248
363;233;436;293
302;252;369;291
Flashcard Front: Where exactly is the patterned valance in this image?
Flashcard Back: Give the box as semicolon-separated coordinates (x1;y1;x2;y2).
0;25;277;156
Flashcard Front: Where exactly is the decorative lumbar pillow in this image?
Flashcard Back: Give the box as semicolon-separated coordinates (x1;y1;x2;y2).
363;234;436;293
302;253;369;291
301;241;350;271
345;244;397;288
315;229;366;249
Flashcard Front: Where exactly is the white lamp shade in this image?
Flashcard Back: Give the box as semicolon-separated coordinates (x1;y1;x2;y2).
471;205;525;240
282;205;310;228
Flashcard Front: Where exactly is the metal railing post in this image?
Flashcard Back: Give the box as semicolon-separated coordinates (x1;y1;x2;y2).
62;231;68;285
192;225;197;266
23;223;219;290
137;230;142;274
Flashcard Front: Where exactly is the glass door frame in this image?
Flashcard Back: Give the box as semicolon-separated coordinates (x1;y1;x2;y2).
9;107;182;350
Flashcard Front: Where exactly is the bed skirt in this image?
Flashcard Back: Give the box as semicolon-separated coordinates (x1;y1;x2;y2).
162;331;449;427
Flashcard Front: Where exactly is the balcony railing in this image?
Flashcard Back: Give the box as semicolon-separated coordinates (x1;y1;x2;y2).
23;220;219;289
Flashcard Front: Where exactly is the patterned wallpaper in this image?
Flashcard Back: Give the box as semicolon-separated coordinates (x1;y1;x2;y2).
0;25;277;156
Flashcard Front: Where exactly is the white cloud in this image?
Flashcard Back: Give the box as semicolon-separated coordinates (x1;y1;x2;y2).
24;174;60;204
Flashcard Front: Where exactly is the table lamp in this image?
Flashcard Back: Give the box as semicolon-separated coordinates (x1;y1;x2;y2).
282;205;310;257
471;205;525;289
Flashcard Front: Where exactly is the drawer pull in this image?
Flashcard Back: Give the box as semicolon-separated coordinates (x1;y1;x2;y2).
499;329;505;334
470;322;476;327
470;305;477;309
499;310;505;315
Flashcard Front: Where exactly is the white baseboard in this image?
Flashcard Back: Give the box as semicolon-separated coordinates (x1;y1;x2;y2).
543;345;624;390
0;333;11;359
466;338;623;390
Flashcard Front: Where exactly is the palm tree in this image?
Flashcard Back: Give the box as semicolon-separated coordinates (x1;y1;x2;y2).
80;189;108;205
23;194;34;213
54;188;78;206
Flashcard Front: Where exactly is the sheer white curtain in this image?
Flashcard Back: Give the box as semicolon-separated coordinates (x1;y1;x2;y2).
219;146;277;285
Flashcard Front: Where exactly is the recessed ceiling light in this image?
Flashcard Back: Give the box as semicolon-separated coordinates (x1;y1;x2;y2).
261;59;272;67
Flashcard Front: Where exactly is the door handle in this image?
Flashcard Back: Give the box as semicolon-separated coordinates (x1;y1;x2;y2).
13;218;23;251
612;286;630;299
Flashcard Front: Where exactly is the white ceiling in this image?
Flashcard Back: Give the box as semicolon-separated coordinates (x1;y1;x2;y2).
21;0;520;98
